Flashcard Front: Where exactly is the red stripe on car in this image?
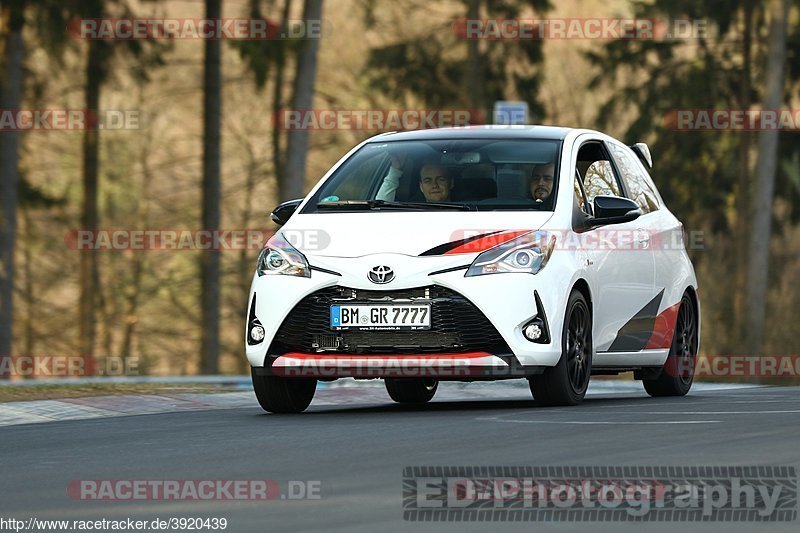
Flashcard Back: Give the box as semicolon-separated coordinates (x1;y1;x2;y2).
444;230;530;255
645;302;681;350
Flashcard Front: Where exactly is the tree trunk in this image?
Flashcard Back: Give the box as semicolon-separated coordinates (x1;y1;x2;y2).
271;0;292;187
79;38;105;359
282;0;323;201
0;0;25;375
464;0;484;114
731;0;754;355
118;136;153;368
200;0;223;374
21;209;33;358
236;144;258;374
745;0;789;355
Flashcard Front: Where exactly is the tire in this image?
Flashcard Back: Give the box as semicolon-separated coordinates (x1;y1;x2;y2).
251;368;317;413
529;290;592;406
384;378;438;403
643;293;698;397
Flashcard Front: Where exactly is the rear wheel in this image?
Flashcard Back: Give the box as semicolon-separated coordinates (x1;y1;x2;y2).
251;368;317;413
384;378;438;403
643;293;697;397
529;290;592;406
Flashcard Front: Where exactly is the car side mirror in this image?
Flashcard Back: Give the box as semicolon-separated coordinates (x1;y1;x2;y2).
590;196;641;226
270;198;303;226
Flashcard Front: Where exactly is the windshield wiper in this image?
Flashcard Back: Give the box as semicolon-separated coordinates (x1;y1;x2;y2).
316;200;473;211
316;200;423;210
316;200;376;209
391;201;474;211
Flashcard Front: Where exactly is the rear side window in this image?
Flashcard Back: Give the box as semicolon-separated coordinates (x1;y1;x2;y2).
608;143;661;214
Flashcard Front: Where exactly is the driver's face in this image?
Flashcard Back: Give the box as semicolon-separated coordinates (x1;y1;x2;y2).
419;165;452;202
530;164;555;201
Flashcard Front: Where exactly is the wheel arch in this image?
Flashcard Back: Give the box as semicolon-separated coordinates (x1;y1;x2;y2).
683;284;701;348
571;278;593;318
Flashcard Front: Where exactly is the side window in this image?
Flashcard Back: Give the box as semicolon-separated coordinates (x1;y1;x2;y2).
608;143;660;214
576;141;623;206
574;170;591;216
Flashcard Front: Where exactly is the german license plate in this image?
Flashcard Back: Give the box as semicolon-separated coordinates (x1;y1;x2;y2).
330;304;431;331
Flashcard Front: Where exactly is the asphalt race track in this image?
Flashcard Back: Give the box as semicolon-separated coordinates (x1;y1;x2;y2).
1;382;799;533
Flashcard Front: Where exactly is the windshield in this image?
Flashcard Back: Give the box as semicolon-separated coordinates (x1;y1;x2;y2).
302;139;562;212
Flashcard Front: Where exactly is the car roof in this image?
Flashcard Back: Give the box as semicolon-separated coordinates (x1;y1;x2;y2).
369;125;583;142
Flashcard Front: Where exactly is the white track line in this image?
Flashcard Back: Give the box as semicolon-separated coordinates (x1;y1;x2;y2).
477;417;720;425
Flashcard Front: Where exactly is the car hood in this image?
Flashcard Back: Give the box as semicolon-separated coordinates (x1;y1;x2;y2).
280;211;555;258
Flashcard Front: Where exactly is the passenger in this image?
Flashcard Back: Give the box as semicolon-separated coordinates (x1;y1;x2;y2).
375;153;406;201
418;163;453;202
376;154;454;202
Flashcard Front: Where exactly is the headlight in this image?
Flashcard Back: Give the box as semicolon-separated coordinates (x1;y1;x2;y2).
465;231;556;277
256;233;310;277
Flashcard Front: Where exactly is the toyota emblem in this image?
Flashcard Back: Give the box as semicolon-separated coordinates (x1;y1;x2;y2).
368;265;395;284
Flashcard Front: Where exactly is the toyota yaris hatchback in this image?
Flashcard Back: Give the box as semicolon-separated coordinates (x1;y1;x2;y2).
245;126;700;413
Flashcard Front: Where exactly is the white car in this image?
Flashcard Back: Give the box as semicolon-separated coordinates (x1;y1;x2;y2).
245;126;700;413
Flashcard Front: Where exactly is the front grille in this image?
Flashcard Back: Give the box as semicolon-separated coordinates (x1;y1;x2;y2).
268;285;509;355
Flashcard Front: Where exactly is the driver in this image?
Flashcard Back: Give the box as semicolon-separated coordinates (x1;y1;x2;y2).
529;162;555;203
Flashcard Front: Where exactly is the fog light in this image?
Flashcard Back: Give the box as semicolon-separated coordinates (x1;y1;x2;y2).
523;322;542;341
250;325;265;343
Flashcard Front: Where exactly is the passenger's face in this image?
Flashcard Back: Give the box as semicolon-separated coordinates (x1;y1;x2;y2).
530;164;555;201
419;165;452;202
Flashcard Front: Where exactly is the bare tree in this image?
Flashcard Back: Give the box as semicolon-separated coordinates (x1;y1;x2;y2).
283;0;323;201
0;0;26;370
463;0;484;113
78;35;109;358
746;0;790;354
200;0;223;374
731;0;755;354
272;0;292;184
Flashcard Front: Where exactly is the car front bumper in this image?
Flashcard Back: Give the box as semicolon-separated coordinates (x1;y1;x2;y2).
245;253;582;379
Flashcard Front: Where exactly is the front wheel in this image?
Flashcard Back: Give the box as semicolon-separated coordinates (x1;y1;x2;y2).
643;293;697;397
529;290;592;406
251;368;317;413
384;378;438;403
